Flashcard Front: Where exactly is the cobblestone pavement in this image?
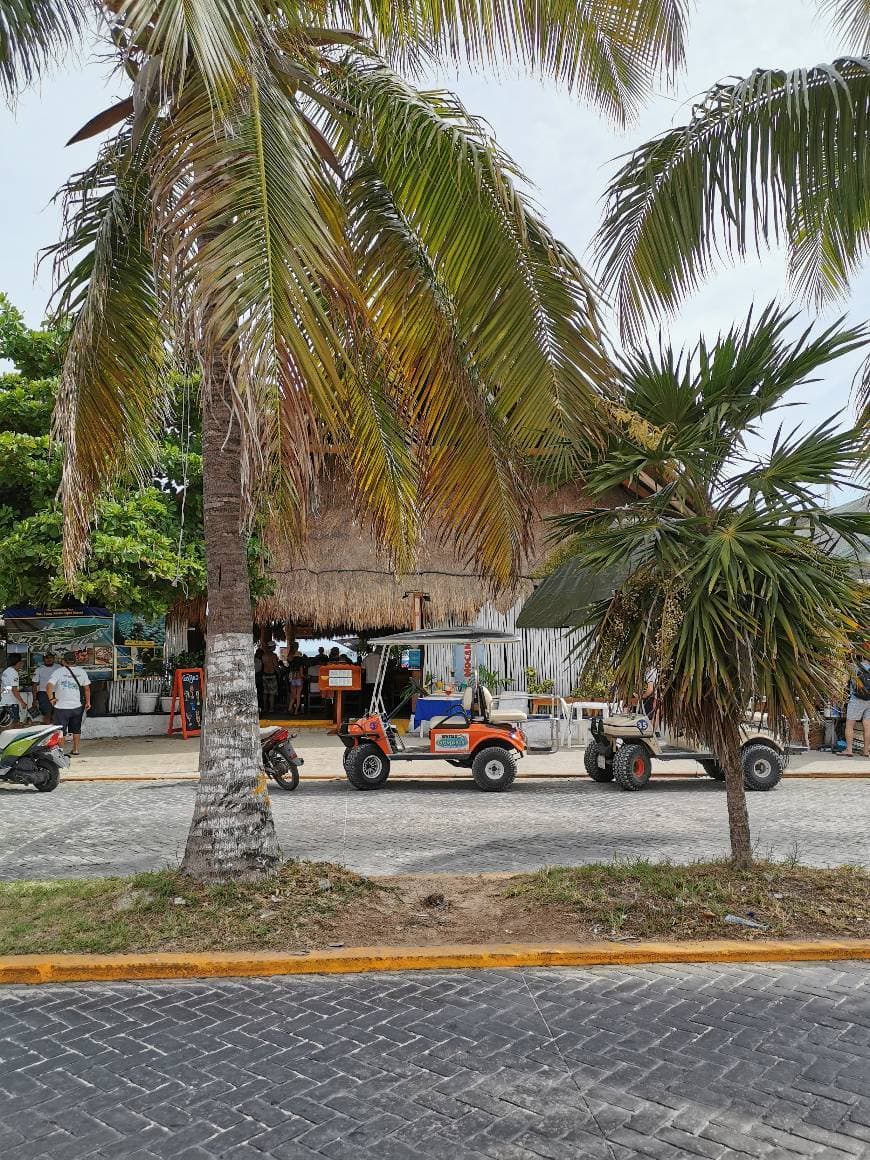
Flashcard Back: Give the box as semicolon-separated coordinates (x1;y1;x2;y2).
1;777;868;880
0;777;867;880
1;963;869;1159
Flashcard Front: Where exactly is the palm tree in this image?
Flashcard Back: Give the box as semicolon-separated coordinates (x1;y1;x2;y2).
523;305;870;865
595;0;870;362
0;1;691;881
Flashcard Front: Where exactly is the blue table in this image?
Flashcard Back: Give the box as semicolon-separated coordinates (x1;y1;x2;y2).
411;695;467;731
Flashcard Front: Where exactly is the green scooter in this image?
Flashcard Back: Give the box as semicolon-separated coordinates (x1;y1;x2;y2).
0;707;69;791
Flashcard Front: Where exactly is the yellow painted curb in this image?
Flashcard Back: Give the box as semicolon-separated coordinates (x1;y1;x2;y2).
2;938;869;985
59;769;870;784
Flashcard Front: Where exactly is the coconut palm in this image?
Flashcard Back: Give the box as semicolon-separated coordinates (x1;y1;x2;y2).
0;1;691;881
524;305;870;865
595;1;870;366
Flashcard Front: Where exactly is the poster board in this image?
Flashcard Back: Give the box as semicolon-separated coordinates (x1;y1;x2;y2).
168;668;204;738
3;607;115;681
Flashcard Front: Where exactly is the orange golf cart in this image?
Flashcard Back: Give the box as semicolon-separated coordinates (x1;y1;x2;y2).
338;628;527;791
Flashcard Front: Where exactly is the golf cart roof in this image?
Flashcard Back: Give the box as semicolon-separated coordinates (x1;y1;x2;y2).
369;627;520;647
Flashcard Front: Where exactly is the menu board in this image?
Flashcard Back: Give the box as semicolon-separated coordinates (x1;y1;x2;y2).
168;668;204;738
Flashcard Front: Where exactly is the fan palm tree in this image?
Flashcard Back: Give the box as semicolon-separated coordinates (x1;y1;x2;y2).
595;0;870;374
0;1;691;881
530;305;869;865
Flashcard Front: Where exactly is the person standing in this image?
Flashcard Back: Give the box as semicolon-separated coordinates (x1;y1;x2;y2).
288;647;306;715
260;642;280;716
31;652;57;723
0;655;28;723
843;648;870;757
47;651;91;756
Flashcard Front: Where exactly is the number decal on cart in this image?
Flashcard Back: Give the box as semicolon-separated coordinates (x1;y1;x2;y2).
433;733;470;753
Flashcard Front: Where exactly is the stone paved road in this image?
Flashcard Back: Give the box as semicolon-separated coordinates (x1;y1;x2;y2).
0;777;867;880
1;963;870;1159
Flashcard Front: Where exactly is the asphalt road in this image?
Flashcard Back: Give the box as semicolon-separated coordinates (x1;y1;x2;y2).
0;776;866;880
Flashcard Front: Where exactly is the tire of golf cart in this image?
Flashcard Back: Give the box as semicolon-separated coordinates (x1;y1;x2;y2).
613;743;653;791
34;758;60;792
342;746;353;771
471;746;517;792
265;748;299;791
741;744;783;791
700;759;725;781
584;740;615;782
345;743;391;790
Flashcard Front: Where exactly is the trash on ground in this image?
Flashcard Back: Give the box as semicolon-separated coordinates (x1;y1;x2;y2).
724;913;767;930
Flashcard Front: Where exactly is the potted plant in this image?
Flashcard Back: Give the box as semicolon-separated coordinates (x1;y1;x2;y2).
136;656;165;713
159;674;174;715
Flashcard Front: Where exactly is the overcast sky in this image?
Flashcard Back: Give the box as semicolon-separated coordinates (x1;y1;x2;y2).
0;0;865;496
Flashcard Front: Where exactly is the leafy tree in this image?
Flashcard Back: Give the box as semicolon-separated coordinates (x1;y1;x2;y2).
530;307;870;865
0;294;204;617
2;1;690;882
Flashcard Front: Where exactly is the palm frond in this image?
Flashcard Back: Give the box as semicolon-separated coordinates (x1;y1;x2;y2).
341;155;531;583
823;0;870;54
336;59;613;444
151;61;355;542
725;418;867;509
595;58;870;339
47;125;166;577
328;0;688;121
0;0;86;98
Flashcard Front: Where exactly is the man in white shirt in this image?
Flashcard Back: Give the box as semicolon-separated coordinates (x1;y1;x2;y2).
31;651;57;723
47;651;91;755
0;655;28;723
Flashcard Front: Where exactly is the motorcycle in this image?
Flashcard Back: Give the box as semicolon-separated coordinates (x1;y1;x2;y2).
260;725;303;791
0;708;69;791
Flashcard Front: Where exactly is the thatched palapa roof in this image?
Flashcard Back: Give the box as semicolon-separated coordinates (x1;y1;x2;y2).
172;483;605;634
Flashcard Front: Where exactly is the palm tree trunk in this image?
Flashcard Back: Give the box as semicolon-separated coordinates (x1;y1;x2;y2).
180;370;281;883
721;717;752;869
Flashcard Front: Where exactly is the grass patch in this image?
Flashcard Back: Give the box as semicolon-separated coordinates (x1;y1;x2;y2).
2;860;869;955
506;860;870;941
0;861;378;955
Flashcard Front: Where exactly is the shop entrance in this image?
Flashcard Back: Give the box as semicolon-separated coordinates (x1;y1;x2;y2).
253;623;419;725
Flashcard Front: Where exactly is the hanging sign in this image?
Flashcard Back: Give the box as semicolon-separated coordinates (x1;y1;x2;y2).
168;668;204;738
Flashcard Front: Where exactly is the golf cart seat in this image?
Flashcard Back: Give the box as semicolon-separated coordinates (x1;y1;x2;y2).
480;686;527;725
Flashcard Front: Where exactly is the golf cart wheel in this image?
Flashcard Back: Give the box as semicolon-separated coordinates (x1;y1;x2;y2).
345;743;391;790
613;743;652;791
471;746;517;792
342;746;353;771
34;758;60;793
741;744;783;791
584;741;614;783
700;760;725;781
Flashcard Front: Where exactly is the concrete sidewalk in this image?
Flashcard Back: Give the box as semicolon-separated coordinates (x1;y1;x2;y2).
59;731;870;782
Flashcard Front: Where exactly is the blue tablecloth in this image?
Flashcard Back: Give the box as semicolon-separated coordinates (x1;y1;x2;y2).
411;695;466;731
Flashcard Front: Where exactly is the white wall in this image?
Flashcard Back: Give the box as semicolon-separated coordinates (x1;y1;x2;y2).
427;601;580;694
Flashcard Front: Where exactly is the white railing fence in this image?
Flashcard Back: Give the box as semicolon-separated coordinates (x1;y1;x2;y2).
108;677;164;716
